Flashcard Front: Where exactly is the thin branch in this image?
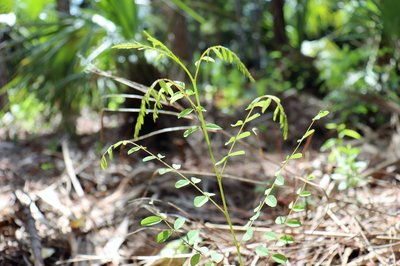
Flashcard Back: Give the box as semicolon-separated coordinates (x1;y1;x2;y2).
14;190;44;266
62;138;84;198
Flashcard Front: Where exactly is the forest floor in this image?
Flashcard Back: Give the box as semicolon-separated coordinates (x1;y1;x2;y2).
1;103;399;265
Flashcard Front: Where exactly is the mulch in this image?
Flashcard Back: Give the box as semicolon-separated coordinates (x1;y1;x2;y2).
1;113;399;265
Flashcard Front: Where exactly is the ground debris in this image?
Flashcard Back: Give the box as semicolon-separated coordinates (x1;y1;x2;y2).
0;121;399;265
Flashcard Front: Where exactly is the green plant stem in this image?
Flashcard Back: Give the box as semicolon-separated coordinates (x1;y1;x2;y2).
241;120;316;264
132;142;225;212
165;47;243;265
190;77;243;266
220;106;254;176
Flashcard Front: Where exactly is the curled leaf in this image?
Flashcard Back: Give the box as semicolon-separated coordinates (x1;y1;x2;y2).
313;110;329;121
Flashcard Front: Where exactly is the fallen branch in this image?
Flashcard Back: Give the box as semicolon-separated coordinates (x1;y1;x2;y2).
61;138;84;198
15;190;44;266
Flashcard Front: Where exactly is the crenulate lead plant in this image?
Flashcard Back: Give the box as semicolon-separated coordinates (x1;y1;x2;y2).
101;32;329;265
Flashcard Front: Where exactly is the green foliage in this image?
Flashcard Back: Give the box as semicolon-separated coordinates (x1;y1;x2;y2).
190;253;201;266
255;245;269;257
140;215;163;226
3;0;395;136
101;32;330;265
321;123;367;190
174;217;185;230
156;229;173;243
272;253;288;264
1;0;141;133
299;0;400;124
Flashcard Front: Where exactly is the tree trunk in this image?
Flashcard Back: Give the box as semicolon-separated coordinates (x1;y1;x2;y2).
56;0;70;14
163;5;190;62
270;0;288;49
0;32;9;111
161;3;190;81
234;0;246;58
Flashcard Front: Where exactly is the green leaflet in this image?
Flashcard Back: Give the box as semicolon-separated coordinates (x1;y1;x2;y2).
174;217;185;230
312;110;329;121
190;254;201;266
242;228;253;242
140;216;162;226
193;195;208;207
128;146;141;155
272;253;288;264
255;245;269;257
175;179;190;188
225;131;251;146
184;126;199;137
143;155;157;162
245;113;260;123
265;195;277;207
156;229;172;243
205;123;222;130
178;108;194;119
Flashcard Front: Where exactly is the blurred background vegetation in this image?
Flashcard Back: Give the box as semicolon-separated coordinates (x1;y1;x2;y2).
0;0;399;137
